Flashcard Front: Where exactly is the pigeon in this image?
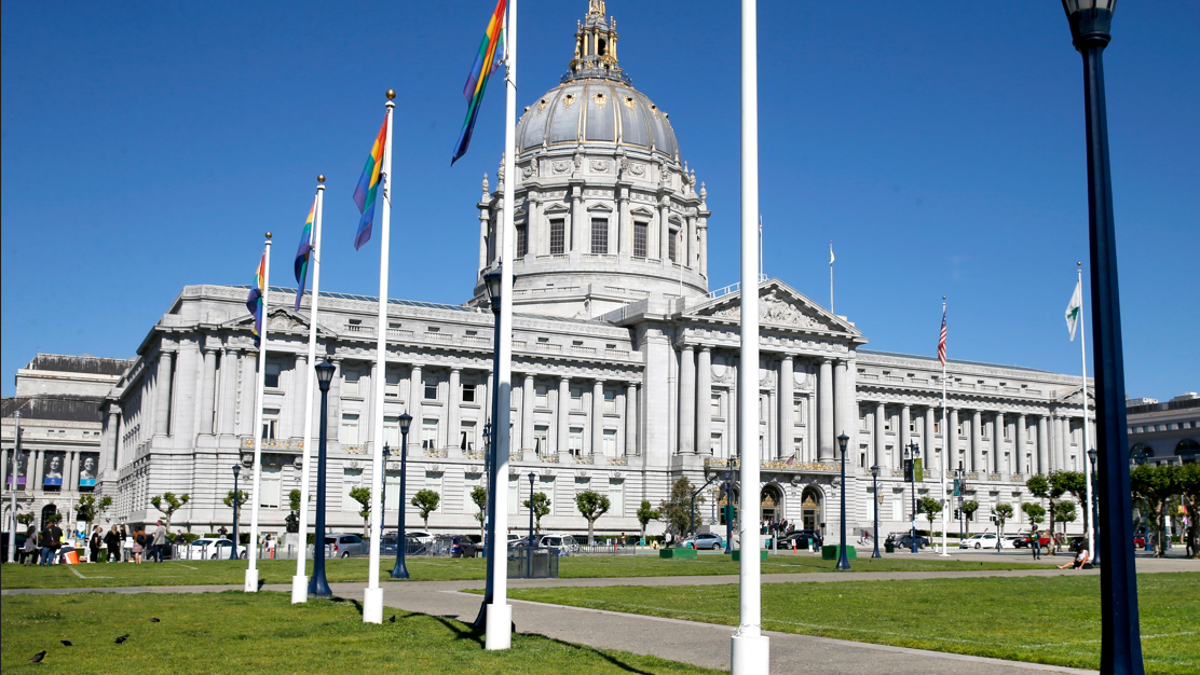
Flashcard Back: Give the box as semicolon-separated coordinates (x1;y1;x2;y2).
29;651;47;663
148;618;160;623
61;640;73;647
115;634;130;644
389;615;396;623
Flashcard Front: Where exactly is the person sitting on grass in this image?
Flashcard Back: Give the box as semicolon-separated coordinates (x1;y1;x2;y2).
1058;543;1091;570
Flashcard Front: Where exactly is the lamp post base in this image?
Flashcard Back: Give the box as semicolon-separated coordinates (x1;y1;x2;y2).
484;603;512;650
362;587;384;624
731;633;769;674
291;574;308;604
243;568;259;593
390;559;409;579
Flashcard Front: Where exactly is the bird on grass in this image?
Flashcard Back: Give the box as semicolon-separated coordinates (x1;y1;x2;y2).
149;618;160;623
389;615;396;623
60;640;73;646
29;651;47;663
115;634;130;644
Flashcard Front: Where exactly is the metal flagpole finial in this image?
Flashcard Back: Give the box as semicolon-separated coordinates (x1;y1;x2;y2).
318;175;325;183
386;89;396;100
265;232;272;239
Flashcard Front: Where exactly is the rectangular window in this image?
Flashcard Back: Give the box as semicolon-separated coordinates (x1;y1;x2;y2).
509;475;519;515
460;420;477;451
892;497;903;521
261;408;279;440
793;399;803;424
711;394;722;419
860;413;869;431
385;370;401;398
384;416;400;448
341;414;360;445
423;376;438;401
575;476;591;494
609;479;624;518
934;421;941;434
539;476;555;514
343;369;360;397
265;362;281;389
425;471;444;512
385;469;402;509
568;427;584;456
884;415;893;432
668;228;678;263
535;384;549;408
711;432;722;456
590;218;608;254
342;468;363;511
550;219;565;255
909;421;916;433
534;425;550;455
462;382;477;403
603;389;617;414
1004;424;1012;439
570;387;584;412
516;223;528;258
421;418;438;450
602;429;617;457
260;465;281;508
633;222;648;258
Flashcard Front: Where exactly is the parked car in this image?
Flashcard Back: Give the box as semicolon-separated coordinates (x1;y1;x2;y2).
325;534;368;558
679;533;724;550
185;538;248;560
778;530;820;550
890;534;931;550
380;535;421;556
507;533;579;553
406;531;435;546
958;533;1015;549
1013;532;1051;549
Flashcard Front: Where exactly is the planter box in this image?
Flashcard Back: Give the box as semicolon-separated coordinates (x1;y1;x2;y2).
821;545;858;561
731;549;768;562
659;547;698;559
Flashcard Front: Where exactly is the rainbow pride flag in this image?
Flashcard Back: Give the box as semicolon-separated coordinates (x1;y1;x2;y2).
353;117;388;250
451;0;507;165
246;252;266;346
294;197;316;310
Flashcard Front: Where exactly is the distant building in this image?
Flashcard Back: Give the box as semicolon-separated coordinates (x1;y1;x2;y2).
1127;393;1200;464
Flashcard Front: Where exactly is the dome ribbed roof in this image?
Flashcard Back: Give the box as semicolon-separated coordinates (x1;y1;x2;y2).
516;80;679;160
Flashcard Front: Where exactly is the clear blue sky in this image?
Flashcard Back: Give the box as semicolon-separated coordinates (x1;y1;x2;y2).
2;1;1196;400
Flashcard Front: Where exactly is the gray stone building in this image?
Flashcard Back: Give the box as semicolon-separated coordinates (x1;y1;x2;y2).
4;2;1101;543
1126;393;1200;464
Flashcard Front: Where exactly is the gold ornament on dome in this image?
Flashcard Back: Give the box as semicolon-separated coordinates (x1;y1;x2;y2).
623;96;636;111
538;98;549;114
593;93;608;110
563;93;577;110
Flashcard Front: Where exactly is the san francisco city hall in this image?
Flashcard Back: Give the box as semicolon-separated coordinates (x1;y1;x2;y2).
3;3;1095;542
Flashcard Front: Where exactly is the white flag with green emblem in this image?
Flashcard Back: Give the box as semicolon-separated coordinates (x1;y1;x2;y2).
1065;280;1082;341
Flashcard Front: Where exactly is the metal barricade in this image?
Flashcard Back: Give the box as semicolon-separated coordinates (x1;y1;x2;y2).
507;546;560;579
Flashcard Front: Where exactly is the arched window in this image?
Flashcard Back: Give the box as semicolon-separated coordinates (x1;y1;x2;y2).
1176;438;1200;459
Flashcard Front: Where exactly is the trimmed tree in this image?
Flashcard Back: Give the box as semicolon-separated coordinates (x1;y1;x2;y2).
522;492;551;531
149;492;190;529
76;494;112;531
636;500;660;543
993;503;1014;538
574;489;611;545
223;490;249;525
411;489;441;530
1054;500;1077;543
961;500;979;537
1021;503;1046;529
349;487;372;536
1057;471;1090;540
1131;463;1180;558
1177;462;1200;559
17;512;35;527
658;476;701;537
470;486;488;541
919;496;943;535
1026;473;1069;554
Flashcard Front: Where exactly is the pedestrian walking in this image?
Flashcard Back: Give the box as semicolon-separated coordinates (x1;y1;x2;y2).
39;520;63;566
104;525;121;563
152;520;167;563
120;525;131;562
1030;525;1041;561
132;530;146;564
89;525;103;563
22;526;38;566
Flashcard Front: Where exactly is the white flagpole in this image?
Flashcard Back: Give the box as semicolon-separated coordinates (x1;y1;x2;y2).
732;1;769;672
363;93;396;625
758;215;763;280
940;296;950;556
485;0;516;651
245;233;272;593
1077;263;1094;557
829;241;835;314
292;177;325;603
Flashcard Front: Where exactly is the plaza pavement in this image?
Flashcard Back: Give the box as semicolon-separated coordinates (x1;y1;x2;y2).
5;554;1193;674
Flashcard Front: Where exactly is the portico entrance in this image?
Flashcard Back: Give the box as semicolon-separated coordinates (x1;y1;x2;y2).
761;484;784;522
801;486;823;531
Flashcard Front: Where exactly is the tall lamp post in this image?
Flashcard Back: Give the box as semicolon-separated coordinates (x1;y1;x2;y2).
1059;2;1143;673
527;472;536;542
869;465;882;558
835;433;851;570
954;465;965;542
474;268;504;631
6;411;23;564
905;442;921;554
307;360;335;597
230;465;242;560
723;471;734;554
391;413;411;579
1088;447;1101;567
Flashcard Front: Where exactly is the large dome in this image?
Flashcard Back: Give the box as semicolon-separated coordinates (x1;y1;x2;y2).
516;80;680;161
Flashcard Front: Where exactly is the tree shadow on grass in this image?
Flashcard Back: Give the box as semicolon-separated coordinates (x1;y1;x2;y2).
525;632;667;675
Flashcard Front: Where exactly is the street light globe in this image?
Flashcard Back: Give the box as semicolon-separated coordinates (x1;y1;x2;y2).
232;464;241;478
315;360;336;389
836;433;849;455
1061;0;1117;15
870;465;879;478
484;268;503;310
398;412;412;435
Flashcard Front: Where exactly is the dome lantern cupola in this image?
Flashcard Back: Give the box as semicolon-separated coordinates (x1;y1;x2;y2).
566;1;628;84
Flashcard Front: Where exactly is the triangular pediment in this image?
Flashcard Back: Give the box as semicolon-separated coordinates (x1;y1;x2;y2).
220;305;340;339
630;206;655;217
586;202;614;213
544;202;570;214
687;279;862;337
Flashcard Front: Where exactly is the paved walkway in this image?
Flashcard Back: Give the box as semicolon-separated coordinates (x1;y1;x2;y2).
6;559;1194;674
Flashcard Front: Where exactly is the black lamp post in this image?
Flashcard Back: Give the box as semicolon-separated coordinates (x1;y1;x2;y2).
1060;3;1143;672
835;433;851;570
391;413;411;579
473;268;504;630
905;442;921;554
527;472;536;543
954;465;965;542
230;464;242;560
1088;447;1101;567
308;360;335;597
723;471;734;555
869;465;882;558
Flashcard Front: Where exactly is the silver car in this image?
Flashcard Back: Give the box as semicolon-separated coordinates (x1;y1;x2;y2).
325;534;368;558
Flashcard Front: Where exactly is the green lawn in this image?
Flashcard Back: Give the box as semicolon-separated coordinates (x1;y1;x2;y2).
0;591;717;675
0;554;1056;590
502;572;1200;675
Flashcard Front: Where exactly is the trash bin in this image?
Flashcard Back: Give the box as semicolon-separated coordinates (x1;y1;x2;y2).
885;540;895;553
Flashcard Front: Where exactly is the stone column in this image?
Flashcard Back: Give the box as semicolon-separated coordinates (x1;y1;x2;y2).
777;355;793;460
571;186;584;254
217;349;237;436
479;200;489;271
105;407;121;470
557;376;570;456
818;359;834;461
618;186;631;257
626;382;638;456
409;364;423;427
874;402;887;471
199;348;218;435
32;449;43;494
1016;414;1028;474
590;380;605;456
971;410;983;473
642;328;672;466
1037;415;1049;474
239;350;257;437
67;451;79;493
175;339;200;443
949;408;961;471
698;222;708;277
1056;416;1068;470
448;368;462;452
678;346;696;454
833;359;849;442
994;412;1005;474
900;404;911;456
154;351;175;436
924;407;937;474
697;348;712;455
327;358;343;442
518;373;534;454
658;197;670;262
289;352;307;439
529;194;543;258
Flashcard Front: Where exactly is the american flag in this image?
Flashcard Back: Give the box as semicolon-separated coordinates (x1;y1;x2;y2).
938;308;947;366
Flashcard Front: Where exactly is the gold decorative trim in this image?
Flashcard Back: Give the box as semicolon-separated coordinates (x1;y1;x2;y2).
593;93;608;110
563;93;577;110
623;96;636;111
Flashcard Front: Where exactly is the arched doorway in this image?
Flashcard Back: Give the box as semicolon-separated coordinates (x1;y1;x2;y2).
801;486;823;532
40;503;58;530
761;484;784;522
1130;443;1154;463
717;485;739;525
1177;438;1199;461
